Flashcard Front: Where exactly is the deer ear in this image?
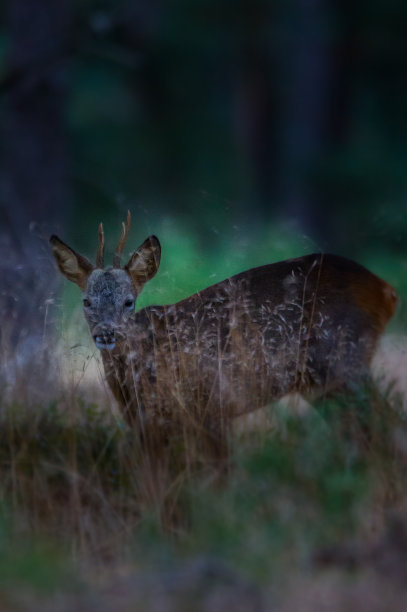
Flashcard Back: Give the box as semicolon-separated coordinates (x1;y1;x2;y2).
50;235;94;291
124;235;161;290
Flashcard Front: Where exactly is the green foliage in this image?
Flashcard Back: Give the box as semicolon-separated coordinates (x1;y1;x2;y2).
0;527;70;594
0;502;73;597
0;374;405;605
137;218;302;308
170;406;369;579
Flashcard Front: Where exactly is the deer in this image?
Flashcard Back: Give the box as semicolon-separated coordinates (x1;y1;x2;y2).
50;212;398;452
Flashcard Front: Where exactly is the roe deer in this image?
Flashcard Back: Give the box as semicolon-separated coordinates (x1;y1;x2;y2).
50;212;398;441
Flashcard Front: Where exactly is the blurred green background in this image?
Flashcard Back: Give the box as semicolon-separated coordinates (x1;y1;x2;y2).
1;3;407;602
1;0;407;324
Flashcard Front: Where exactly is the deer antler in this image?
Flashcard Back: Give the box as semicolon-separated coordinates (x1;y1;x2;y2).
96;223;105;268
113;210;131;268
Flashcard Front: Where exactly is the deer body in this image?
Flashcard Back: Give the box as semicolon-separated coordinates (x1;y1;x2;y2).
50;215;398;435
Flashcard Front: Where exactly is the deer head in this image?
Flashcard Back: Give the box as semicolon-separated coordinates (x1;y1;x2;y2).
50;212;161;350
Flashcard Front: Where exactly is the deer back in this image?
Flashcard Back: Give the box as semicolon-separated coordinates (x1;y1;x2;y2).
50;216;397;430
110;253;397;425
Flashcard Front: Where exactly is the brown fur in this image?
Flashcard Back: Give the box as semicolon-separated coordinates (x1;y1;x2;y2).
50;222;398;441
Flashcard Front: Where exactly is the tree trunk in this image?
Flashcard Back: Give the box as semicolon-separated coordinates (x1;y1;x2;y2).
0;0;72;362
277;0;333;242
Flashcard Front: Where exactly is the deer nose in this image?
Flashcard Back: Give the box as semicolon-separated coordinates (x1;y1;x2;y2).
93;326;116;351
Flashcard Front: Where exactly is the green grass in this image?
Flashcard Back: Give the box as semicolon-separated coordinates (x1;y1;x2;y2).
5;229;407;608
0;386;405;610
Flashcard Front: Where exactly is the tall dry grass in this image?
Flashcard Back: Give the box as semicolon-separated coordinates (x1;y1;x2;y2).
1;299;407;610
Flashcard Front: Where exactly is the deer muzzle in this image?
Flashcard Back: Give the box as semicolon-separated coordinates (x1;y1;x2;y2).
93;325;117;351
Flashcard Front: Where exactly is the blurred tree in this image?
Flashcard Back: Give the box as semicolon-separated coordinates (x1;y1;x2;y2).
276;0;334;243
1;0;406;310
233;0;278;220
0;0;72;351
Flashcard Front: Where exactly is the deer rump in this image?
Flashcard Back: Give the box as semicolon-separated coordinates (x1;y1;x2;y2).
103;253;397;429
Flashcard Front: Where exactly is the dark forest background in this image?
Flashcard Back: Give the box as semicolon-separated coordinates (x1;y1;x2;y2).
1;3;407;603
1;0;407;339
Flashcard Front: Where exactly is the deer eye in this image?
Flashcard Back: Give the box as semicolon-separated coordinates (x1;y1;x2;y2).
83;298;91;308
124;298;134;309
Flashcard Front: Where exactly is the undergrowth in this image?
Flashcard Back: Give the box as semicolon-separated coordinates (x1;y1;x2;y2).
1;227;406;609
0;382;405;602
